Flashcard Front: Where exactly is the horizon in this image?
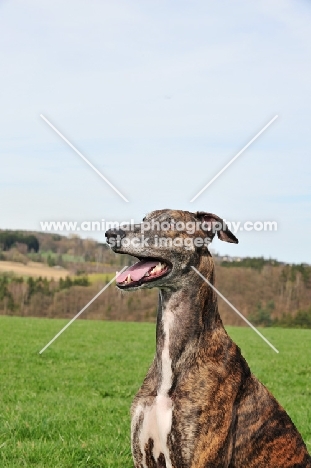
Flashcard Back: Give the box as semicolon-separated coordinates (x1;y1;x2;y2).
0;225;309;266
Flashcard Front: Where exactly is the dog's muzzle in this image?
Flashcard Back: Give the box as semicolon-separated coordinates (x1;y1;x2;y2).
105;228;126;246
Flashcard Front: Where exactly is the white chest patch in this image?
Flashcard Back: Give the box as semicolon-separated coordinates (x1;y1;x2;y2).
133;311;174;468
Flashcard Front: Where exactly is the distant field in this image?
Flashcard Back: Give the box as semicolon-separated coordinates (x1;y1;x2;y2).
0;261;115;283
39;251;85;263
0;261;70;279
0;317;310;467
88;273;115;284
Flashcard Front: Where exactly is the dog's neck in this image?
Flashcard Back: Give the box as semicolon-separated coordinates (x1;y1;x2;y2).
155;264;224;373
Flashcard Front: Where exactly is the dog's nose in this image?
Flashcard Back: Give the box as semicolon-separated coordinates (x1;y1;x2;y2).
105;228;126;242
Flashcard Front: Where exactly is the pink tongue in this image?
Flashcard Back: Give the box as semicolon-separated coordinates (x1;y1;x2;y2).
116;260;159;283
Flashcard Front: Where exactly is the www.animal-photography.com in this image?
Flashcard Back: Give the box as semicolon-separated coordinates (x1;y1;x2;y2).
0;2;310;467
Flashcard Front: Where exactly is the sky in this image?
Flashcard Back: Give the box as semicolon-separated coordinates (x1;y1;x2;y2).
0;0;310;263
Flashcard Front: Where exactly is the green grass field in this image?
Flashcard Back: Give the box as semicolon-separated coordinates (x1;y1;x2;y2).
88;273;115;284
0;316;310;467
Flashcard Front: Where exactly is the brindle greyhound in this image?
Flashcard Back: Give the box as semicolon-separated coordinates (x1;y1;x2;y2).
105;209;311;468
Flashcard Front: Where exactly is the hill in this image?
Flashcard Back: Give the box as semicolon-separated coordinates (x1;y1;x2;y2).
0;229;311;327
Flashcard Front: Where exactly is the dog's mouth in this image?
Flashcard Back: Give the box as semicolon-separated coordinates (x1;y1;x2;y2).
116;258;171;289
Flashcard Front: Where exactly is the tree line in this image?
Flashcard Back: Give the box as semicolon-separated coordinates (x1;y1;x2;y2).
0;274;89;313
1;261;311;327
0;232;39;252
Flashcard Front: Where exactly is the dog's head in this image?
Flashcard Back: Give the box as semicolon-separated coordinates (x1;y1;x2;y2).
105;209;238;291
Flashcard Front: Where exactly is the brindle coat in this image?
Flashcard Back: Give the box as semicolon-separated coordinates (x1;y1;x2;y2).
106;209;311;468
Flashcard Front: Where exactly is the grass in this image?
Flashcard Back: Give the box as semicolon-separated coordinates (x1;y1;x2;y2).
39;251;85;263
0;317;310;467
88;273;115;284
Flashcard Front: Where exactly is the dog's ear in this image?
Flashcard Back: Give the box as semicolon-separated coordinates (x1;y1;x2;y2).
196;212;238;244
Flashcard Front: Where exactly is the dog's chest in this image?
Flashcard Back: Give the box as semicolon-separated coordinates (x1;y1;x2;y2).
132;311;174;468
133;395;173;467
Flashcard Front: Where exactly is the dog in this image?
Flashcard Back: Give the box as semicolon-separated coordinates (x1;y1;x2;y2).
105;209;311;468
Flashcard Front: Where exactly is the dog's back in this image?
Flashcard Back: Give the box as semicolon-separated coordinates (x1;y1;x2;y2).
232;372;311;467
